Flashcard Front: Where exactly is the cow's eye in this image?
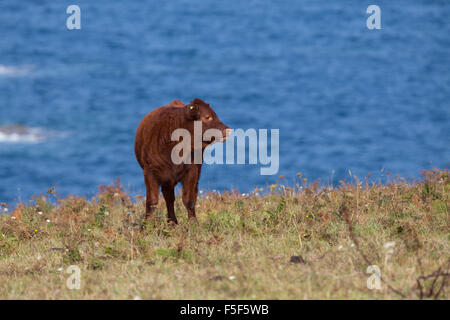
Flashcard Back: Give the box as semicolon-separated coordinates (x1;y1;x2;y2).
204;115;212;121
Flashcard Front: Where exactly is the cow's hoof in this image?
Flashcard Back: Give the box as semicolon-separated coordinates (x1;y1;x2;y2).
167;220;178;227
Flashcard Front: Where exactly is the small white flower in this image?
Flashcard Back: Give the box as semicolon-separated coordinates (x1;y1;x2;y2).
350;243;355;247
338;245;343;250
87;229;92;232
57;267;63;272
37;254;42;260
383;241;396;249
228;276;236;280
46;219;51;223
38;211;43;215
11;216;16;220
199;190;204;194
241;193;247;197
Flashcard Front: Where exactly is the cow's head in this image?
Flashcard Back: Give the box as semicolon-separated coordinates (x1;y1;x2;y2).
185;98;231;147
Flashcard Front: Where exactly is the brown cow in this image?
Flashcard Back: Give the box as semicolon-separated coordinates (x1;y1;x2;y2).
135;98;231;224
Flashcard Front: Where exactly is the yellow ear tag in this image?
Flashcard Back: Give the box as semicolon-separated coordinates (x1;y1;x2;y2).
189;106;194;110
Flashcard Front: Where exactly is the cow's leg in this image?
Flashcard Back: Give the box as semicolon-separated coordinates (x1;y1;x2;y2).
161;184;177;224
181;165;201;220
144;169;159;221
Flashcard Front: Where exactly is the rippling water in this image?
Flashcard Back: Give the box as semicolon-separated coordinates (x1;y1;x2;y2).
0;0;449;204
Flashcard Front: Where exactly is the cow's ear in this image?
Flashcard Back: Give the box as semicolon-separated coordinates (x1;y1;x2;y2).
185;103;200;120
191;98;205;106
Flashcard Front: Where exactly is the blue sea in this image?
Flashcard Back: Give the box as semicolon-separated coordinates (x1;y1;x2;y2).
0;0;449;205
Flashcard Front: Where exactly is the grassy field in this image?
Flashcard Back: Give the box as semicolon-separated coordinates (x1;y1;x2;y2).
0;169;448;299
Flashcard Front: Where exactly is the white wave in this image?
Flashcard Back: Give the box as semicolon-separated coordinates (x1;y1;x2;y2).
0;125;47;143
0;65;32;76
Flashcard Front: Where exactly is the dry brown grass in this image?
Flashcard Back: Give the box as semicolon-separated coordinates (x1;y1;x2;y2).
0;170;448;299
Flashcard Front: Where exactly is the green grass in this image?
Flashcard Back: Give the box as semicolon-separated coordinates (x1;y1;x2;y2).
0;169;448;299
